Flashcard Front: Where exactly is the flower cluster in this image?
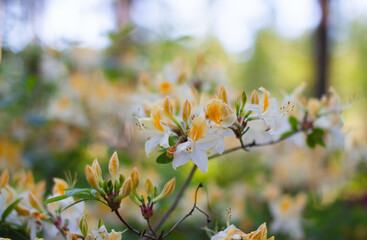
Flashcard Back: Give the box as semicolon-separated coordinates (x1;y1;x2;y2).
84;152;175;218
136;86;292;173
0;170;84;239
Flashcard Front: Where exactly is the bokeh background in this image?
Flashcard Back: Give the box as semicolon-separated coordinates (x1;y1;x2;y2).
1;0;367;239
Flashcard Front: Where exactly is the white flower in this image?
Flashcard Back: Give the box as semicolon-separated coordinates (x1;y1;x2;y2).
204;97;236;153
85;225;122;240
137;103;172;157
269;193;306;239
248;87;292;135
211;225;245;240
173;116;219;173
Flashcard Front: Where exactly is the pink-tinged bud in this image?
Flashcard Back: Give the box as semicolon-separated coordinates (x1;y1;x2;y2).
122;178;133;197
131;167;140;189
29;192;42;210
145;179;153;195
182;100;192;123
0;169;9;189
92;159;102;180
219;85;228;103
141;203;154;219
250;90;259;104
152;178;175;203
85;165;99;190
163;96;174;117
109;151;119;180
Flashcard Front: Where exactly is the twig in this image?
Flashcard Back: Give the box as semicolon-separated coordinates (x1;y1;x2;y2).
152;165;197;231
162;183;208;239
147;218;157;238
114;210;156;240
146;130;301;237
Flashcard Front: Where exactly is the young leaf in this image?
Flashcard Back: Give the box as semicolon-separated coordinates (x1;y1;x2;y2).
44;195;69;204
280;131;295;139
65;188;92;197
1;198;22;223
156;152;173;164
288;116;299;131
168;136;178;147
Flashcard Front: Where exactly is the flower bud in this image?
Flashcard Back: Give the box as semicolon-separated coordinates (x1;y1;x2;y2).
143;101;152;116
92;159;102;181
131;167;140;189
85;165;99;190
122;178;133;197
0;169;9;189
15;205;30;216
250;90;259;104
29;192;42;210
219;85;227;103
79;214;88;237
163;96;174;118
177;73;186;84
152;178;175;203
145;179;153;195
241;91;247;110
109;152;119;180
182;100;191;123
98;218;104;229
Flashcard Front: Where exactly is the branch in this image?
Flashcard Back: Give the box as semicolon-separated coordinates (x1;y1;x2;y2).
114;210;156;240
152;165;197;232
147;130;301;237
162;183;209;239
147;218;157;238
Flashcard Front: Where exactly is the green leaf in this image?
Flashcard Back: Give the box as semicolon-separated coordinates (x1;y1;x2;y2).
61;199;94;213
168;135;178;147
288;116;299;131
1;198;22;223
65;188;92;197
306;128;326;148
156;152;173;164
306;134;316;148
280;131;295;139
44;195;69;204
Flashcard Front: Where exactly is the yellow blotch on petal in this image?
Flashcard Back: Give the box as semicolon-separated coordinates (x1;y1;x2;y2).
259;87;270;113
204;98;235;126
52;178;68;195
159;81;172;94
150;103;165;132
205;98;224;125
188;116;207;141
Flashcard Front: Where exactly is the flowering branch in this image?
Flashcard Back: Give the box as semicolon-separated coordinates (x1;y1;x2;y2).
148;130;302;236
